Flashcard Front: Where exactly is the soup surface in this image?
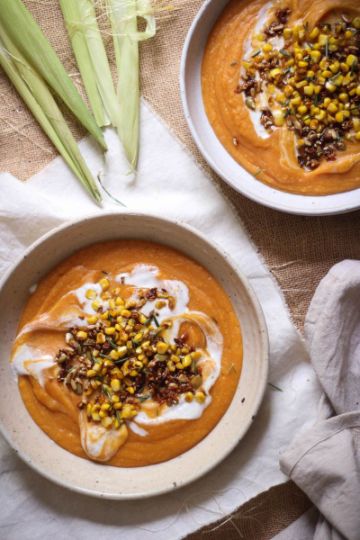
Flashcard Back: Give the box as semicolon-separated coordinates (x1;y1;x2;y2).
202;0;360;195
12;241;242;467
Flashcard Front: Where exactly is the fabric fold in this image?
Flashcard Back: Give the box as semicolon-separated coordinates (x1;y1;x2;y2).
0;102;321;540
280;260;360;540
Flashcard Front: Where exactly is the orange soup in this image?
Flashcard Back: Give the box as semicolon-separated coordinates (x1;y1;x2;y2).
202;0;360;195
12;241;242;467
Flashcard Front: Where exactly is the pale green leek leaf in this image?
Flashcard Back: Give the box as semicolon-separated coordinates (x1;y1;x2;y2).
59;0;106;127
0;26;102;204
108;0;156;170
0;0;106;151
60;0;120;130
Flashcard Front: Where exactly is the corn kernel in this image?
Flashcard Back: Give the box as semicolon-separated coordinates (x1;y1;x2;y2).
298;105;308;115
318;34;328;46
353;118;360;131
105;327;116;335
335;112;344;123
86;315;98;325
304;84;314;96
156;342;169;354
91;300;100;311
309;27;320;40
182;354;193;368
346;55;357;67
325;82;336;93
262;43;273;52
353;17;360;30
99;278;110;291
101;403;111;411
291;96;301;106
185;392;194;402
270;68;281;79
284;85;294;97
310;50;321;62
96;332;106;344
315;110;326;121
101;417;113;429
355;132;360;141
110;379;121;392
329;61;340;74
85;289;96;300
76;330;88;341
122;404;137;419
91;412;101;422
121;309;131;318
195;391;206;404
109;349;120;360
327;102;338;114
283;28;292;39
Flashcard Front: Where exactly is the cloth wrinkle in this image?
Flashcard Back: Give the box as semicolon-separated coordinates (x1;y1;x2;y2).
279;260;360;540
0;105;321;540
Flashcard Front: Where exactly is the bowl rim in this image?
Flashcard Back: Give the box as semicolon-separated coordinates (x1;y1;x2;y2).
179;0;360;216
0;211;269;499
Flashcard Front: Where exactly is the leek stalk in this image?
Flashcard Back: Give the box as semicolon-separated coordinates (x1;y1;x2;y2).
0;25;101;203
0;0;106;151
59;0;120;130
108;0;156;169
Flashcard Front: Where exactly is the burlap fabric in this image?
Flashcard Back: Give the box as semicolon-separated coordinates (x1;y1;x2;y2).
1;0;358;537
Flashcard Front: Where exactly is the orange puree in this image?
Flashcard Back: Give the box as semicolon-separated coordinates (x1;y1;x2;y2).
15;241;242;467
202;0;360;195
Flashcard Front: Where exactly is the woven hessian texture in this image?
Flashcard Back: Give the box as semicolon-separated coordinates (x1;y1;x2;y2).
2;0;353;537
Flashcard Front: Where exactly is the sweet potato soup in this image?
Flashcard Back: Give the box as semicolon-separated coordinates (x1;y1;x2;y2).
11;241;242;467
202;0;360;195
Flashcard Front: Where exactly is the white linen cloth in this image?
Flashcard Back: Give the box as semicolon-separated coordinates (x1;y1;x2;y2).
279;260;360;540
0;101;321;540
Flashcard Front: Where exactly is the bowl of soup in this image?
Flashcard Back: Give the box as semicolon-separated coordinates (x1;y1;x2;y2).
180;0;360;215
0;212;268;499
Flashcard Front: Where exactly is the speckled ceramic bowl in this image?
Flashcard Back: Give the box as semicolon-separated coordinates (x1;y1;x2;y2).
0;212;268;499
180;0;360;216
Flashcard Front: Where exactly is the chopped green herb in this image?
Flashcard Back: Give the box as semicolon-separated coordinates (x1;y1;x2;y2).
268;382;283;392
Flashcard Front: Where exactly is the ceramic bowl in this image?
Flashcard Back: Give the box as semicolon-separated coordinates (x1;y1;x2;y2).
0;212;268;499
180;0;360;216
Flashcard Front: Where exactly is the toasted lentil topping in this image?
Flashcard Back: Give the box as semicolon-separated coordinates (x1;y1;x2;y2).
238;10;360;170
55;277;206;431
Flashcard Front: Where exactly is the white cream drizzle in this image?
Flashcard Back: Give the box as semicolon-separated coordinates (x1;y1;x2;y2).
11;344;55;388
241;1;285;139
79;411;128;462
128;421;149;437
116;264;190;322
